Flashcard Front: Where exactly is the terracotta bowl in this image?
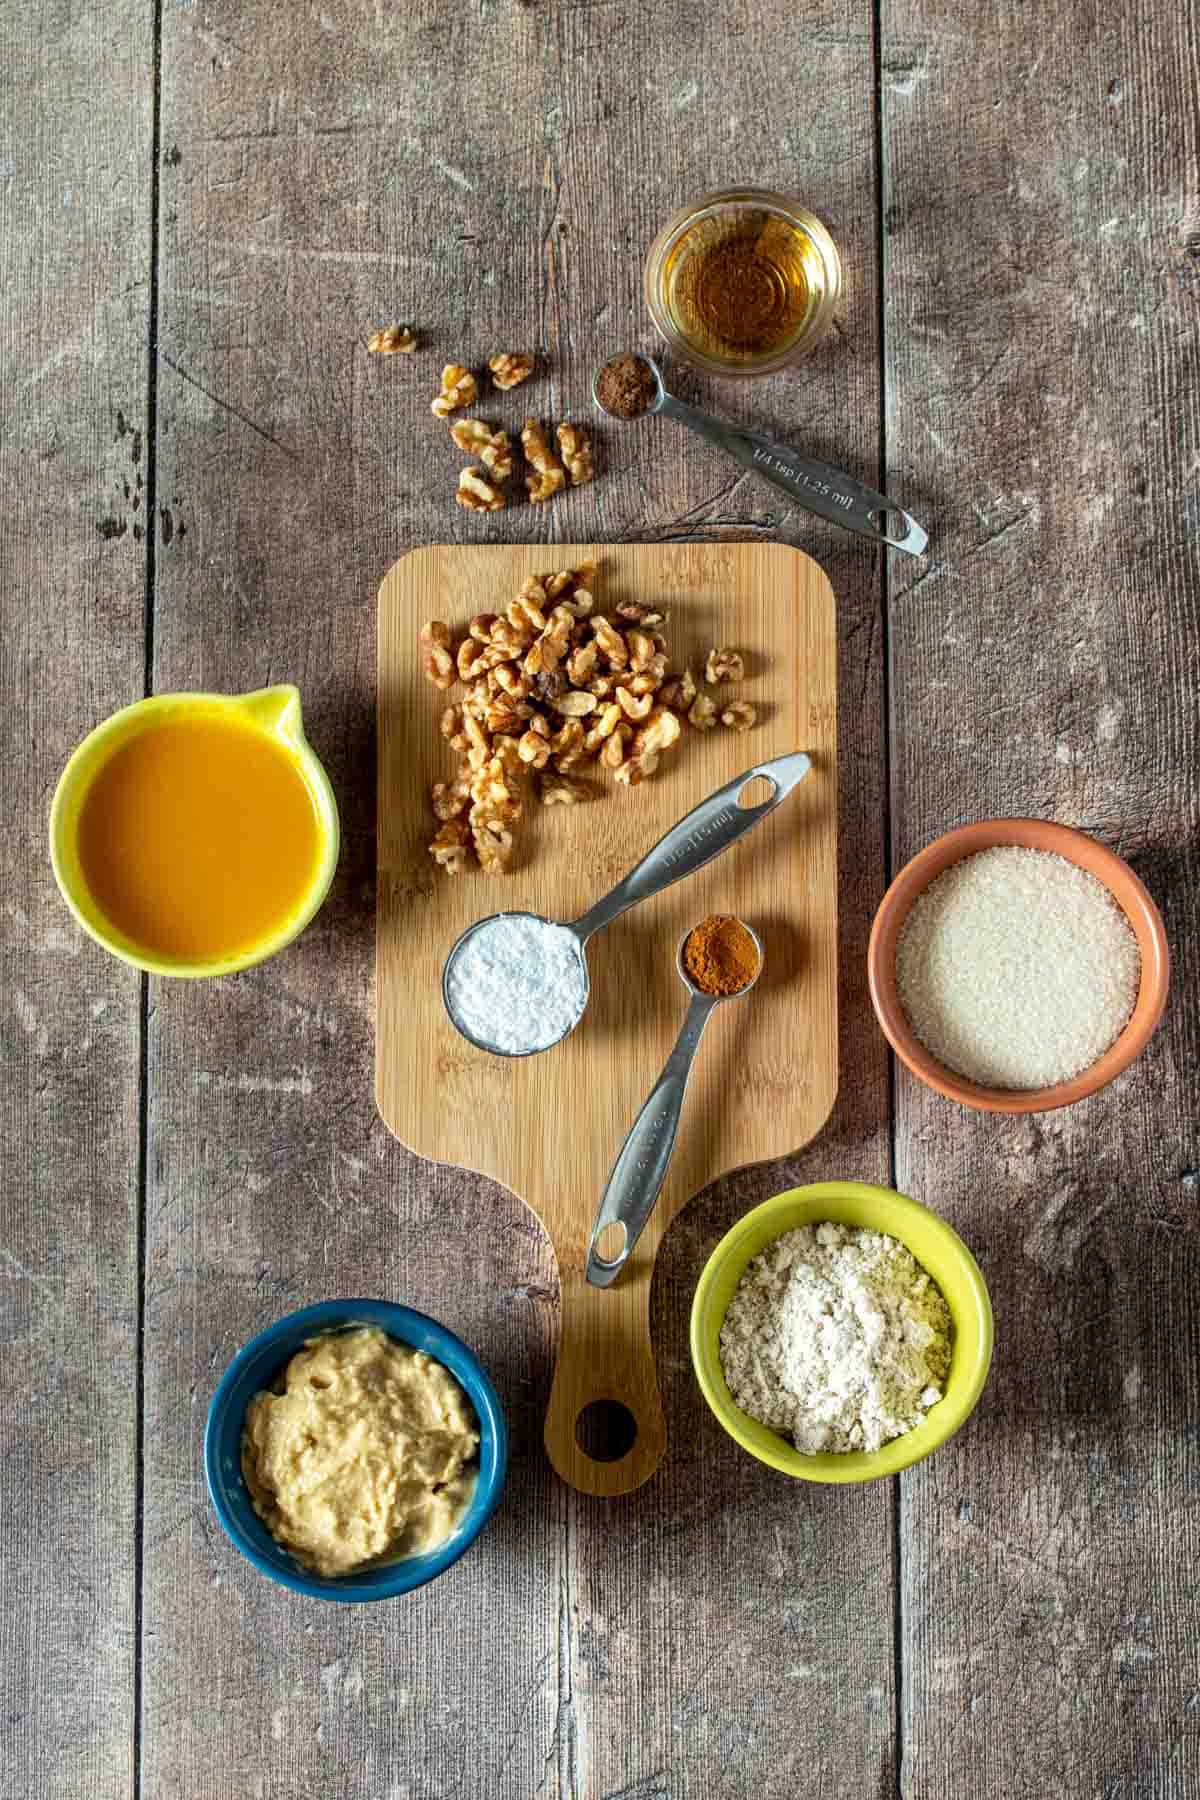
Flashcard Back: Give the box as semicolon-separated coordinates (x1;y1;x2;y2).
867;819;1170;1114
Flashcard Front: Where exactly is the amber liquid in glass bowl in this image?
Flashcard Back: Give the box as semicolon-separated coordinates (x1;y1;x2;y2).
645;190;842;375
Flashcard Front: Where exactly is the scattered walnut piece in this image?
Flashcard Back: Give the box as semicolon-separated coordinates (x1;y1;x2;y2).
429;818;470;873
616;686;653;722
431;774;471;821
557;421;594;485
450;419;514;482
489;352;535;390
456;466;506;512
420;621;455;689
517;727;552;769
473;813;514;874
634;707;683;759
591;616;629;668
521;420;567;503
440;703;468;750
613;750;659;786
721;701;758;733
615;600;667;627
539;772;594;806
659;670;697;712
432;363;478;417
599;722;633;770
368;324;418;354
705;647;745;685
688;692;719;730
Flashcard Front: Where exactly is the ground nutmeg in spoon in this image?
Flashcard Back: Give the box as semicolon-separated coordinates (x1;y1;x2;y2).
684;914;760;996
595;353;659;419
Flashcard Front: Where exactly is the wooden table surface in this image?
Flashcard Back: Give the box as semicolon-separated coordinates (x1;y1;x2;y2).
3;0;1197;1795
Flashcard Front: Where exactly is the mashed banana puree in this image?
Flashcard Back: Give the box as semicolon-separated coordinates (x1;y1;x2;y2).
241;1326;478;1577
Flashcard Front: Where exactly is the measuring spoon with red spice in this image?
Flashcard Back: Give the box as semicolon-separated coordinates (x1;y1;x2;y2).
585;914;764;1289
593;350;928;556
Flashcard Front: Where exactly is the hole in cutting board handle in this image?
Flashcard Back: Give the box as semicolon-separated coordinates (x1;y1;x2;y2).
737;773;776;810
575;1399;638;1463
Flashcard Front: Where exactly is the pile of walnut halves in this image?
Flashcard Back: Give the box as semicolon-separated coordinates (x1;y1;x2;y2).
420;562;753;875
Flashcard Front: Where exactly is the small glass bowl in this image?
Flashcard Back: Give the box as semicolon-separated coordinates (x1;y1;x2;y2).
643;187;843;377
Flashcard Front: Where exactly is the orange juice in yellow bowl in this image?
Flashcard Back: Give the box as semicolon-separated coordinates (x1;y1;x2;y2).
50;686;339;978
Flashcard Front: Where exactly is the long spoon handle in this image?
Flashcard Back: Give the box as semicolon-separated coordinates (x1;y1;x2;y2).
585;991;717;1287
570;751;811;945
657;392;928;557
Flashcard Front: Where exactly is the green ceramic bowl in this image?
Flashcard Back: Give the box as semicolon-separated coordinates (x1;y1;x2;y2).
690;1180;993;1482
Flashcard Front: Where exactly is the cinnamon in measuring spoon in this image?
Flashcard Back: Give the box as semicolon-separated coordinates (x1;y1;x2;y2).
684;915;760;997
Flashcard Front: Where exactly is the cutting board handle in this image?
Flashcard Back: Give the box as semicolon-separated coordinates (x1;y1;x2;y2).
543;1255;667;1495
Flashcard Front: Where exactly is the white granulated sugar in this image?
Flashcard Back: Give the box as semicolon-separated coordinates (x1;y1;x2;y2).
895;846;1141;1089
720;1223;952;1455
445;913;587;1054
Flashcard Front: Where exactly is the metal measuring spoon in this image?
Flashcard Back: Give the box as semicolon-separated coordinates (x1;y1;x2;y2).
585;916;764;1287
592;350;928;557
441;752;809;1056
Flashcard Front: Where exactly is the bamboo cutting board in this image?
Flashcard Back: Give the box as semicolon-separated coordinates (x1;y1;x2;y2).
376;543;837;1495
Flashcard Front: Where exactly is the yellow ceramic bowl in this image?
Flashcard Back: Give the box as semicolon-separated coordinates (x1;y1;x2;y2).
690;1181;993;1482
49;685;340;978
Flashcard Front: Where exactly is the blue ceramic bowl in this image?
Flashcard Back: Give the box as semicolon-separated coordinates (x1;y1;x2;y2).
204;1299;508;1602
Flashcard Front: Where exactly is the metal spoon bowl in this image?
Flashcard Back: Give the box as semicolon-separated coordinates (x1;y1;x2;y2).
592;349;928;557
585;916;764;1288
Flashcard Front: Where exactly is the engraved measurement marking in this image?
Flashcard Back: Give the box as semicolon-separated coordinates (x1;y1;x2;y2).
752;447;854;510
662;806;740;867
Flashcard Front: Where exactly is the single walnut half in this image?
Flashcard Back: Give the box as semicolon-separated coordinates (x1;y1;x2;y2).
368;324;417;354
591;616;629;668
613;749;660;786
688;691;719;730
705;646;745;685
615;686;653;722
440;703;468;750
473;814;514;874
557;422;594;485
584;702;624;752
517;727;552;769
432;364;478;417
550;718;586;769
721;701;758;733
420;621;455;689
450;419;514;482
456;466;506;512
539;772;594;806
431;774;471;821
634;706;682;759
429;818;471;874
489;352;535;390
521;420;567;503
659;669;697;712
615;600;667;628
600;722;633;770
550;689;598;718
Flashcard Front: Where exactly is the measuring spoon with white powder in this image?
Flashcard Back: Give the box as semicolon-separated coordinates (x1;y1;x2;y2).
442;752;811;1057
585;916;763;1288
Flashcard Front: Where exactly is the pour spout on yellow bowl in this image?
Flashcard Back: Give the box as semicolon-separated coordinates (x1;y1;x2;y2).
235;684;305;744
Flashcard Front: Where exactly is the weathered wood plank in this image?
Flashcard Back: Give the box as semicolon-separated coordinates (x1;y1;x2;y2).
0;2;152;1795
884;0;1200;1792
142;1;896;1794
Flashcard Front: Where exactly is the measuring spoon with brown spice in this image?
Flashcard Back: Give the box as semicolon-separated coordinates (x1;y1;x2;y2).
585;914;764;1289
593;350;927;556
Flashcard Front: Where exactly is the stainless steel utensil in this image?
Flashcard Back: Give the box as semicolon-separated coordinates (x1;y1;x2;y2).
585;917;764;1287
442;752;810;1056
592;350;927;557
